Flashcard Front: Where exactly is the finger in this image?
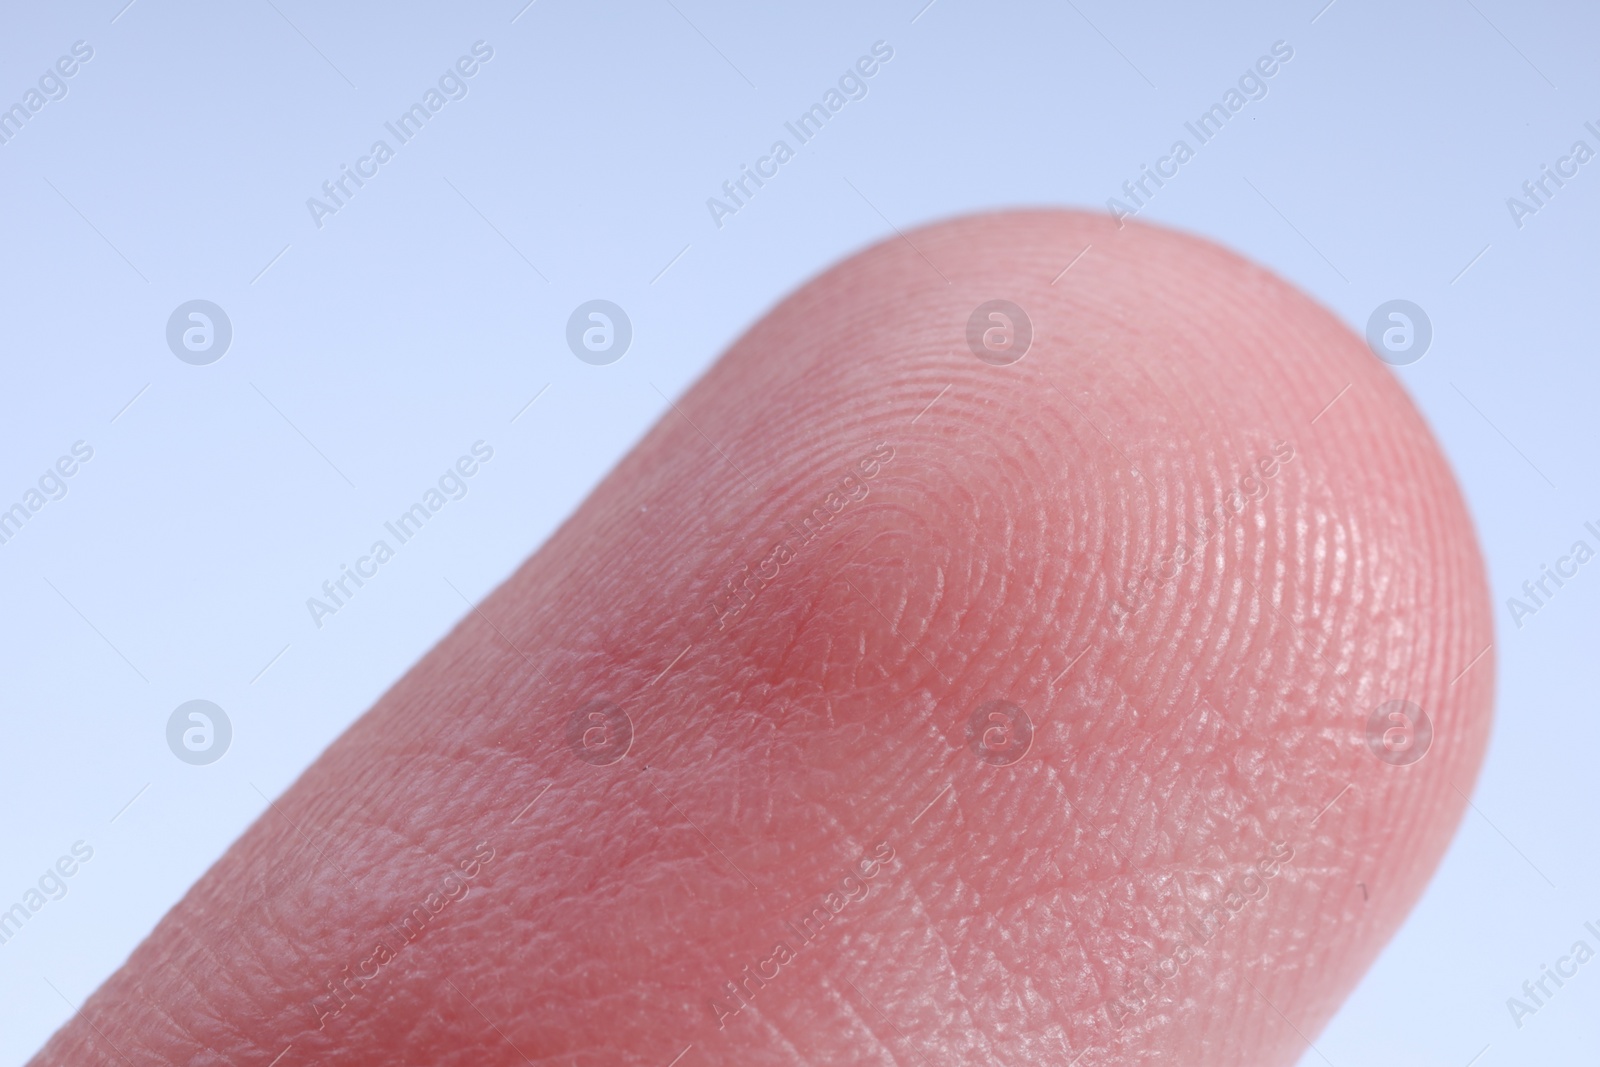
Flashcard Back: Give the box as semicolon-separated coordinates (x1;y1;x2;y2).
32;210;1493;1066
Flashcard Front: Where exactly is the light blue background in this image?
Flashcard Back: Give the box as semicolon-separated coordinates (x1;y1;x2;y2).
1;1;1595;1064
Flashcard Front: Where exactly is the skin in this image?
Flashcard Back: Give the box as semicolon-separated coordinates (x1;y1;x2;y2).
32;210;1493;1066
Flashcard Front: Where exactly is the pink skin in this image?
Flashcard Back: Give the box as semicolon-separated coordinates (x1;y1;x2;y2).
32;211;1492;1066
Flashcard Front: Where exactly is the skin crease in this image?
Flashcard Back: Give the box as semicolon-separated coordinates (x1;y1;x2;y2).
32;210;1492;1066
